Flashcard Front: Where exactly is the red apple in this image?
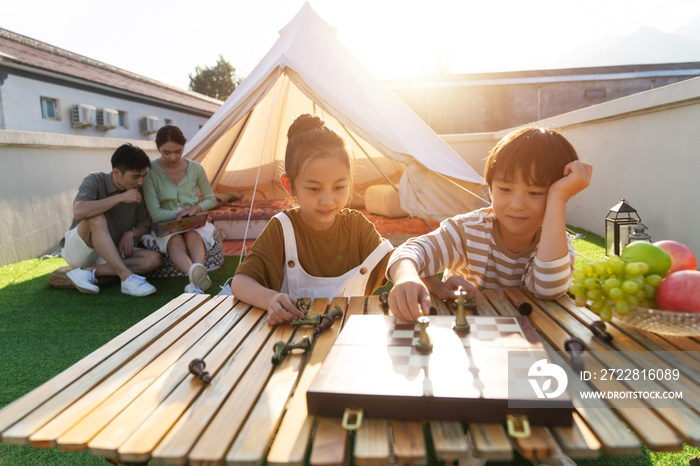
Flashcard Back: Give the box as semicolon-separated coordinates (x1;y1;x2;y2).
656;270;700;313
653;240;697;274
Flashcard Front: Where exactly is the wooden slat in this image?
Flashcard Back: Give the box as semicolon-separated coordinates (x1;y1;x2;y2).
551;413;601;459
2;294;210;445
429;294;452;316
467;423;513;461
366;295;385;315
473;291;499;317
95;304;264;462
26;295;221;449
56;296;240;452
540;338;641;456
0;293;197;437
343;296;366;322
391;421;425;466
223;299;329;466
429;421;468;461
309;418;346;466
354;419;390;466
147;310;276;466
512;426;556;459
508;289;692;451
267;298;348;466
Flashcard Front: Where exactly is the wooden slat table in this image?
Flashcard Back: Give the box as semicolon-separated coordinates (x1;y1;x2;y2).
1;290;698;465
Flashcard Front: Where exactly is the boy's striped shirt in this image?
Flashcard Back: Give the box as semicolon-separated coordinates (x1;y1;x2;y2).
388;207;575;299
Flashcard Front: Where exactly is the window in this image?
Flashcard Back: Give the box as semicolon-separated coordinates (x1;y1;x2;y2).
41;97;59;120
117;110;129;128
585;89;606;98
164;118;173;126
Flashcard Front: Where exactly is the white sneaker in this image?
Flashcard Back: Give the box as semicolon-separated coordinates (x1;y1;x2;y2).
121;274;156;297
217;277;233;296
184;283;204;295
66;268;99;294
188;263;211;291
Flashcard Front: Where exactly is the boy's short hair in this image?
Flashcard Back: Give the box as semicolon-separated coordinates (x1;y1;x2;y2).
484;127;578;187
111;144;151;173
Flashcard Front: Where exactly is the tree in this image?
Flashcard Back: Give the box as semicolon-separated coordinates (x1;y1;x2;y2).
188;55;241;101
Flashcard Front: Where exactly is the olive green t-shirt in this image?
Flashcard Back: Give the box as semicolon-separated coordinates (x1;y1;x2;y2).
235;208;393;297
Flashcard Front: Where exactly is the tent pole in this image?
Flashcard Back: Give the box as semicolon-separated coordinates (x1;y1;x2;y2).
339;123;434;232
239;66;283;263
434;172;491;206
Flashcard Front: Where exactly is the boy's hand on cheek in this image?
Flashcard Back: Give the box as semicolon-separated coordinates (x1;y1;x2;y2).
267;293;305;326
389;278;431;322
548;161;593;202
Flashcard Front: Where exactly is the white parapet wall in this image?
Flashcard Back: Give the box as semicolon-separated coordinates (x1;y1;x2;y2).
442;75;700;263
0;131;157;267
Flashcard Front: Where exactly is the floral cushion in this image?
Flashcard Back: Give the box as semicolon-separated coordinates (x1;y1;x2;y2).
141;232;224;279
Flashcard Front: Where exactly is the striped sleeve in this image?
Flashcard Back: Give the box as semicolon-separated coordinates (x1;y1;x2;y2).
387;216;468;279
521;236;576;299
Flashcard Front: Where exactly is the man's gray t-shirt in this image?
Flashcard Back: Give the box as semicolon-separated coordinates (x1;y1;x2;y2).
61;172;151;247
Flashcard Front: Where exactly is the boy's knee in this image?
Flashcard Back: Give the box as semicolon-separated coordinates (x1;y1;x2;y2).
143;251;163;271
83;214;108;231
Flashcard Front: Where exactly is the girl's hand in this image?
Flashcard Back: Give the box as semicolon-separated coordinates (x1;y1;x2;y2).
436;276;478;301
267;293;306;325
176;205;202;220
547;161;593;203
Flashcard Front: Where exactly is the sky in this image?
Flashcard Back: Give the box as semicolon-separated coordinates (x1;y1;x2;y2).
4;0;700;91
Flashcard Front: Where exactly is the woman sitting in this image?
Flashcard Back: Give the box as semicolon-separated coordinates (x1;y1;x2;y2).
143;125;217;294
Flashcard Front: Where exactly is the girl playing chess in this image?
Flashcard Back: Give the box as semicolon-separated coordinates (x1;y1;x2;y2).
229;114;394;325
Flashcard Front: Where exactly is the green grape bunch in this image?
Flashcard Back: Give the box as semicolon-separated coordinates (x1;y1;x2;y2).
569;255;663;322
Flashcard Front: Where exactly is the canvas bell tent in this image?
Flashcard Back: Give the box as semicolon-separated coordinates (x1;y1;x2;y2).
185;2;486;223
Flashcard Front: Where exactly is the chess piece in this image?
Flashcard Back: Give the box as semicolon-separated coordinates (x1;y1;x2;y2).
564;337;585;373
312;306;343;339
428;306;438;316
379;292;389;311
271;336;311;365
589;321;613;342
515;301;533;316
452;286;472;332
296;298;310;315
188;358;212;384
415;316;433;352
292;315;323;327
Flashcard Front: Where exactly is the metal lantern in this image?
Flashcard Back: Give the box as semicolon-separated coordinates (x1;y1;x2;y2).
627;223;652;245
605;199;641;257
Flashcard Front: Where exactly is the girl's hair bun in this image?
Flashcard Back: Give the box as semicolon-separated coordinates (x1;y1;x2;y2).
287;113;325;140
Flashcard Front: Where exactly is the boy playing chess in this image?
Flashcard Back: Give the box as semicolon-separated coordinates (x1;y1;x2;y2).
388;126;592;466
388;126;593;322
389;126;591;466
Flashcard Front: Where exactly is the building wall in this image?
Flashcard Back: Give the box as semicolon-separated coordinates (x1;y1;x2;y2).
0;66;211;141
0;131;158;267
441;76;700;263
398;75;693;134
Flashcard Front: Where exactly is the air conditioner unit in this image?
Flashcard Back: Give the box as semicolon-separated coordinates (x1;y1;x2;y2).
96;108;118;129
71;104;96;127
140;116;158;134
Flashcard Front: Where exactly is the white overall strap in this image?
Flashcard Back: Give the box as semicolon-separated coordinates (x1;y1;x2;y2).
273;212;301;295
342;239;394;297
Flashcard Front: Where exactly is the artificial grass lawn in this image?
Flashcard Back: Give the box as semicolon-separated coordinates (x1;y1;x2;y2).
0;228;698;465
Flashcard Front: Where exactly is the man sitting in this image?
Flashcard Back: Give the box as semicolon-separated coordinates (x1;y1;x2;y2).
61;144;162;296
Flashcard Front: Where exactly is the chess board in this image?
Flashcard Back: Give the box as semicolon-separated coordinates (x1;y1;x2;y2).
306;315;574;426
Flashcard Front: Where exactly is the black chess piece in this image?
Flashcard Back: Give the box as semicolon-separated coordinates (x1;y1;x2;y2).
564;337;585;373
514;301;533;316
589;321;613;342
379;292;389;311
271;337;311;364
188;358;212;384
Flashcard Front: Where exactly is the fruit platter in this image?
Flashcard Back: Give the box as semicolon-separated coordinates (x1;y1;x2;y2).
569;240;700;336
